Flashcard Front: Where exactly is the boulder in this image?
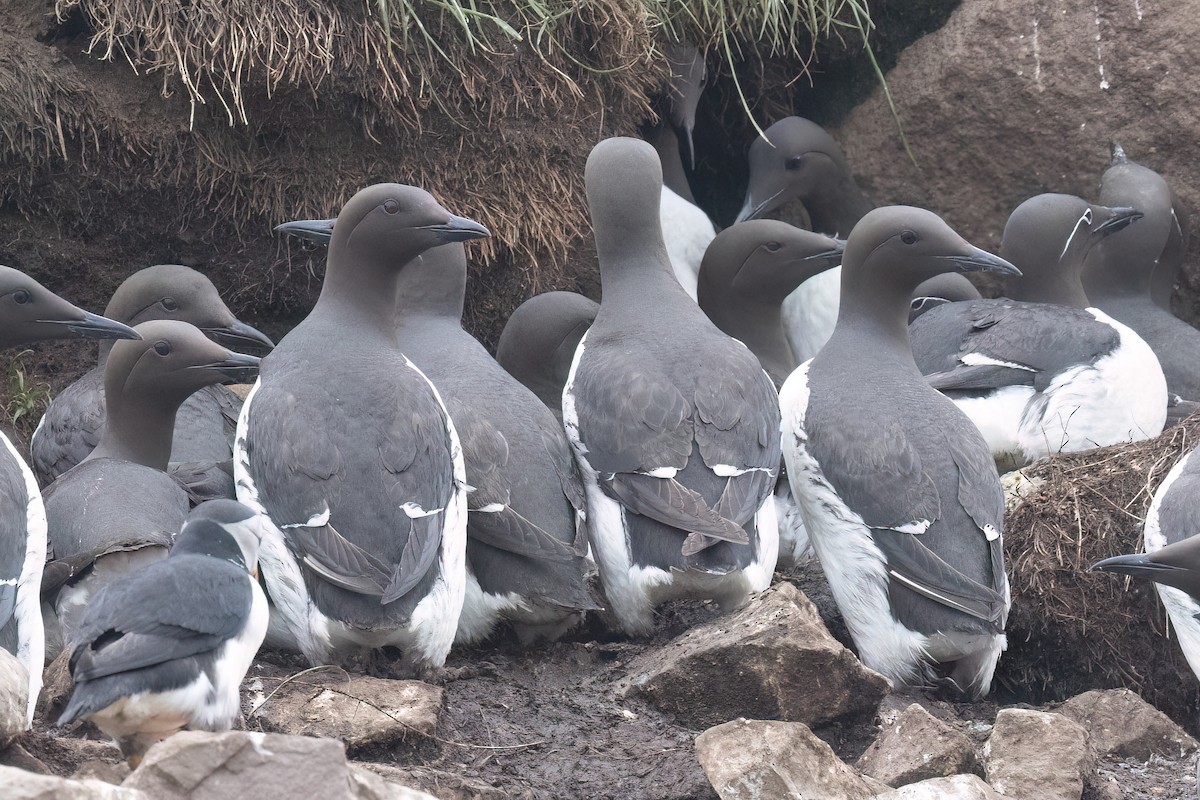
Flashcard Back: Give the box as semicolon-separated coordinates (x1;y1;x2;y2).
695;717;880;800
0;742;52;774
360;764;523;800
349;765;440;800
0;647;28;740
983;709;1093;800
123;731;356;800
872;774;1002;799
249;672;442;751
1059;689;1198;760
0;764;147;799
72;760;133;786
622;583;888;728
856;703;978;787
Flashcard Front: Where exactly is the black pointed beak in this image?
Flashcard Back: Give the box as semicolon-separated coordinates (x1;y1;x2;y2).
1094;206;1143;236
274;218;335;244
676;123;696;172
1090;553;1179;579
420;214;491;244
45;311;142;341
736;189;782;224
938;247;1021;277
802;239;846;269
191;351;261;384
202;320;275;351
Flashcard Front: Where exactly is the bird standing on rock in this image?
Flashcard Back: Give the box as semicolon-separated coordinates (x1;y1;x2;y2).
0;266;140;728
42;320;261;656
780;206;1013;697
236;183;487;671
56;499;270;766
565;137;781;635
31;264;274;499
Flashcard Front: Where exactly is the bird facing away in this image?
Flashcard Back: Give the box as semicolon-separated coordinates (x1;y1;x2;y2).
1083;144;1200;403
0;265;140;728
697;219;844;385
910;194;1165;471
31;264;274;499
780;206;1014;697
495;291;598;424
564;137;781;635
387;243;597;644
909;274;982;323
1093;444;1200;680
56;499;269;765
236;183;488;671
42;320;261;654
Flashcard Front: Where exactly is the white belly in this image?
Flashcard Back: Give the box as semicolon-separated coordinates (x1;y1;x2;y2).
660;187;716;302
781;268;841;363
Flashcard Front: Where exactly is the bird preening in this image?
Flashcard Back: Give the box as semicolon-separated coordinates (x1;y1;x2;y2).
3;116;1197;778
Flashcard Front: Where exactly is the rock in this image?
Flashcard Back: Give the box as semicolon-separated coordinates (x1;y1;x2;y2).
361;763;526;800
123;731;355;800
36;648;73;724
249;672;441;751
695;717;879;800
0;764;147;799
983;709;1094;800
1059;689;1198;760
72;760;132;785
856;703;978;787
0;647;28;740
622;583;888;728
348;765;440;800
872;774;1001;799
0;742;52;774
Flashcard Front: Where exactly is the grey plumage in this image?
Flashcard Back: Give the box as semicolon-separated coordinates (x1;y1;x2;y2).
495;291;598;424
32;265;273;498
237;183;487;669
57;499;269;763
565;138;781;635
781;205;1014;698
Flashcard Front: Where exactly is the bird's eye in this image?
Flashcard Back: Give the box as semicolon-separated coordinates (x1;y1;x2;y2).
162;298;179;311
764;241;782;253
900;230;918;245
785;155;804;171
153;341;171;356
12;290;31;305
383;199;401;215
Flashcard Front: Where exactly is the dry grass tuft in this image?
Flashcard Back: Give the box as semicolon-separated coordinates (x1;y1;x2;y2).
997;415;1200;724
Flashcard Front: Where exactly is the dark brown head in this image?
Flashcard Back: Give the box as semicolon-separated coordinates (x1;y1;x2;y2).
276;183;489;273
737;117;854;223
103;264;274;351
698;220;843;305
0;265;139;351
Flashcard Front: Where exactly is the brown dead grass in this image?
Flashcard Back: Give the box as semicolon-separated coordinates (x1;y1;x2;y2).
997;415;1200;724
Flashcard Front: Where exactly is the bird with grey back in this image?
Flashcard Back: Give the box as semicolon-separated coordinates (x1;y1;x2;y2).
909;274;981;323
391;243;598;644
57;499;269;765
910;193;1165;472
1083;144;1200;410
1093;443;1200;681
236;183;487;671
496;291;597;424
31;265;274;500
564;137;781;635
0;266;139;728
780;206;1012;697
737;116;875;363
42;320;260;658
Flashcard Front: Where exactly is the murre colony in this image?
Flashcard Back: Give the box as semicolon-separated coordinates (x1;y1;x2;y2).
3;93;1198;771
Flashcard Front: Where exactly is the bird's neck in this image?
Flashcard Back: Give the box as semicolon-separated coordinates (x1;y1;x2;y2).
89;393;178;470
1007;269;1090;308
394;252;466;321
649;125;695;204
317;259;405;338
705;298;795;384
830;287;920;371
806;181;873;238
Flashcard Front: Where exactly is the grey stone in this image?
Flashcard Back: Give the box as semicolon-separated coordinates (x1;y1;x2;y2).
0;647;28;740
1059;689;1198;760
622;583;888;729
123;731;356;800
857;703;978;787
0;742;52;774
0;764;147;799
983;709;1093;800
362;763;525;800
72;760;132;786
872;774;1001;799
696;717;879;800
349;765;441;800
248;672;442;750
